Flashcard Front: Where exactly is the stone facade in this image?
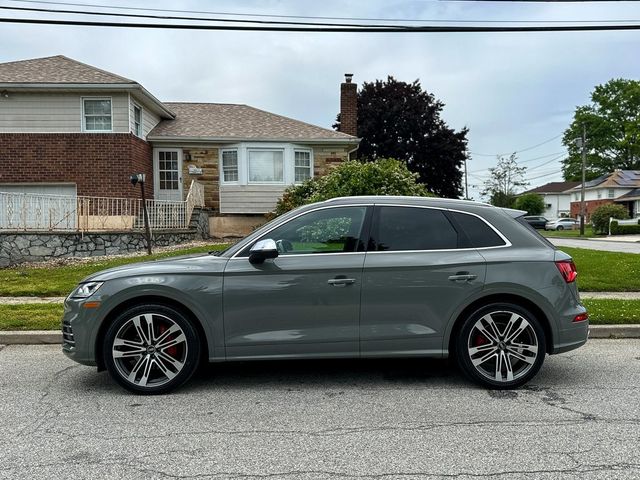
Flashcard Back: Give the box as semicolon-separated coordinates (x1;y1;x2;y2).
0;133;153;198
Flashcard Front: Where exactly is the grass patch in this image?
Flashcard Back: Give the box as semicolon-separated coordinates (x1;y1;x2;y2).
559;247;640;292
583;299;640;325
541;226;596;238
0;244;229;297
0;304;63;330
0;299;638;331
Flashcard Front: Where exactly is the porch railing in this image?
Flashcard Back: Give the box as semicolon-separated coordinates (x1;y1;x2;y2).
0;181;205;232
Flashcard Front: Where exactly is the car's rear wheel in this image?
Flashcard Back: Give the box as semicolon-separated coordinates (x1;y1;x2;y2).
556;225;564;231
102;304;200;394
455;303;546;389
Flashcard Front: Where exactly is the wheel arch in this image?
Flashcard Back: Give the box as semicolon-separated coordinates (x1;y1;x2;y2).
95;295;210;371
446;293;554;358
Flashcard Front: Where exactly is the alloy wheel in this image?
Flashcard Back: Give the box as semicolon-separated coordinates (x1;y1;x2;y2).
111;312;188;388
467;310;539;383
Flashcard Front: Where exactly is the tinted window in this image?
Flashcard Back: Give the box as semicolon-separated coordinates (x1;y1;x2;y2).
370;206;459;251
449;211;506;248
243;206;367;256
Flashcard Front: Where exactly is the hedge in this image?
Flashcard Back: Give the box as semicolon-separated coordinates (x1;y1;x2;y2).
610;220;640;235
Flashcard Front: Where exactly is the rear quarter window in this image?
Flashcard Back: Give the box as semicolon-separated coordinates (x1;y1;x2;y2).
448;211;506;248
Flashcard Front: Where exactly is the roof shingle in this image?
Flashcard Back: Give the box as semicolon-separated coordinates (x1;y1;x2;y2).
149;103;357;142
0;55;135;84
524;181;580;194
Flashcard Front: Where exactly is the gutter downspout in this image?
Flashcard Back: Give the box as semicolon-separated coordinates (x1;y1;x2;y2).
347;143;359;160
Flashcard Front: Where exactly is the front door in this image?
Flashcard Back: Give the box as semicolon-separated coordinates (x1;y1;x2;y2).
222;205;370;359
154;149;183;201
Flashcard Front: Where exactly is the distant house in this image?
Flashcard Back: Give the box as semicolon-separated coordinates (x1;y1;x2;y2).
521;181;579;219
0;55;359;235
568;170;640;221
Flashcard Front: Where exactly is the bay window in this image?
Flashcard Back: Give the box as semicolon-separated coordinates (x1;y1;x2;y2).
294;150;311;183
222;149;239;183
248;149;284;183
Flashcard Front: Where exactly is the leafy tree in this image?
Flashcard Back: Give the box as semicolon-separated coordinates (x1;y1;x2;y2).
274;159;431;215
514;193;545;216
590;203;629;235
482;154;528;208
335;76;468;198
562;79;640;181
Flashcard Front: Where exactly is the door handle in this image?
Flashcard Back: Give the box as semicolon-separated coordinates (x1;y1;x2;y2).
327;278;356;287
448;273;477;282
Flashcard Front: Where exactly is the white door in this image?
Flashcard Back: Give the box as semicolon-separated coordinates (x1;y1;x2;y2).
154;149;183;201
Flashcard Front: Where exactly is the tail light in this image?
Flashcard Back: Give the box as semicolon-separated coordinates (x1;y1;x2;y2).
555;260;578;283
573;312;589;322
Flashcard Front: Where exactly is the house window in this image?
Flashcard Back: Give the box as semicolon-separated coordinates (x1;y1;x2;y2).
221;150;239;183
133;104;142;137
248;149;284;183
294;150;312;183
608;189;615;199
83;98;112;131
597;190;602;199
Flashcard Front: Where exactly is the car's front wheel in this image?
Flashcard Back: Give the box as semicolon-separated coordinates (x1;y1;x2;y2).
556;225;564;231
455;303;546;389
102;304;201;394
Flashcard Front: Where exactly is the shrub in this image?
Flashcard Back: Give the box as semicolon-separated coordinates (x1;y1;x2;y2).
273;159;433;215
514;193;545;216
590;204;629;234
610;220;640;235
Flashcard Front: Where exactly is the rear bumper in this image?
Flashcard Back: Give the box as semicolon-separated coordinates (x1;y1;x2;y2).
551;319;589;354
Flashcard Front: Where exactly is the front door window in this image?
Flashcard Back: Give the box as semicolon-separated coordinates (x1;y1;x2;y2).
156;150;182;201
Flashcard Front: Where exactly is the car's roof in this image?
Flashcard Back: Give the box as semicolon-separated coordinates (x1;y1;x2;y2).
319;195;493;208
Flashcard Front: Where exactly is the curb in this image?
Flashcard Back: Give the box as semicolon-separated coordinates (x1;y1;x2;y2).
1;325;639;345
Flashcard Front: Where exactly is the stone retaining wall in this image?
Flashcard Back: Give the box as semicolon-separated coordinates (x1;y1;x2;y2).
0;230;202;268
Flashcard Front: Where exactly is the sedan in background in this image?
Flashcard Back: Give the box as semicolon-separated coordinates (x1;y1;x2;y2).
545;218;578;231
523;216;549;229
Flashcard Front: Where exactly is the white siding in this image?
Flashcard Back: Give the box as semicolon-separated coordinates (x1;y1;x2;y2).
219;185;286;214
129;95;161;139
0;91;129;133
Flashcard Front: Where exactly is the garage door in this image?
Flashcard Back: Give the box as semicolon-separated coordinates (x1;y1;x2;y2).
0;183;77;230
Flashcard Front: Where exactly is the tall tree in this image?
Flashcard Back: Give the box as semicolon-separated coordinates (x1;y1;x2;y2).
482;154;528;207
562;78;640;181
335;76;468;198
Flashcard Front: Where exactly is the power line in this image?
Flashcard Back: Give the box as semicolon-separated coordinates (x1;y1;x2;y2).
4;16;640;32
10;0;640;24
470;133;564;157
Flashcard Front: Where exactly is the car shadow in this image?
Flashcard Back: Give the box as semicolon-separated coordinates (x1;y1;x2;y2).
181;357;466;392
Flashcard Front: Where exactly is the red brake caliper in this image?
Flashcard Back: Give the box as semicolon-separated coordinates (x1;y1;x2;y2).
158;324;178;358
474;334;489;347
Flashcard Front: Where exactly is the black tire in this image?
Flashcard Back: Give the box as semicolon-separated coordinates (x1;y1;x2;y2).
455;303;546;389
556;225;564;231
102;303;201;395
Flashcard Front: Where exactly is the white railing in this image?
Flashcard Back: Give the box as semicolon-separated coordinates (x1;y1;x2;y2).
0;181;205;232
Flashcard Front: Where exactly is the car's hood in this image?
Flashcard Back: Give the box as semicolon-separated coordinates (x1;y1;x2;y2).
82;253;229;283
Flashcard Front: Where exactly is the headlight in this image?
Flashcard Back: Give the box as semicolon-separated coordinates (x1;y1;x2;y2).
70;281;104;299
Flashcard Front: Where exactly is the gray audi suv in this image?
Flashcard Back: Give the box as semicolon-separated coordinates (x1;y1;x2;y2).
62;196;588;394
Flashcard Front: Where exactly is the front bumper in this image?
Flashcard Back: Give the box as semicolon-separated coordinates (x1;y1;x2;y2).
61;296;101;366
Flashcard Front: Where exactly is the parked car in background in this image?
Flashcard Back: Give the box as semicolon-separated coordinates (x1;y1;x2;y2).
545;218;578;231
62;196;588;394
523;216;549;229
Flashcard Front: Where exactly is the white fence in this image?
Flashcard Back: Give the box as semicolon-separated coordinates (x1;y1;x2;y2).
0;181;205;232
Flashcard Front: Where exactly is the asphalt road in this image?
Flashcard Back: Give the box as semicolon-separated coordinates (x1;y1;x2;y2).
1;341;639;479
549;238;640;254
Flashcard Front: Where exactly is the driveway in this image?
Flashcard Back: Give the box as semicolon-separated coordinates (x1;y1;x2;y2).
0;341;639;479
549;237;640;254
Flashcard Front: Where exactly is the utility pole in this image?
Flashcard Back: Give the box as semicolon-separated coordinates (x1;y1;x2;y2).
580;124;587;236
464;155;469;200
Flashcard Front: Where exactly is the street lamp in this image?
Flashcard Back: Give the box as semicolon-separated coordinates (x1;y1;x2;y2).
130;174;152;255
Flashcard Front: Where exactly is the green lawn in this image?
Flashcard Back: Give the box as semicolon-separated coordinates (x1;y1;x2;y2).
559;247;640;292
0;244;229;297
0;299;637;331
541;226;596;238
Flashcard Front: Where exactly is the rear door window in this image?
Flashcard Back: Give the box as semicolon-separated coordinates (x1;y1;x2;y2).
448;211;506;248
369;206;459;251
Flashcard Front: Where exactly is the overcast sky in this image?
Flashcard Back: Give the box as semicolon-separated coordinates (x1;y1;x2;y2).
2;0;640;199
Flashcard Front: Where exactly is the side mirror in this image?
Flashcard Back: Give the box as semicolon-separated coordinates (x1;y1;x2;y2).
249;239;279;264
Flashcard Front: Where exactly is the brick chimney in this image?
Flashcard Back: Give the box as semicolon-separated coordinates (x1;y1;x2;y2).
339;73;357;137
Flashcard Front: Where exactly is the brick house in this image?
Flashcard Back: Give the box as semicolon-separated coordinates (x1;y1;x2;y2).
0;55;359;234
568;170;640;221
